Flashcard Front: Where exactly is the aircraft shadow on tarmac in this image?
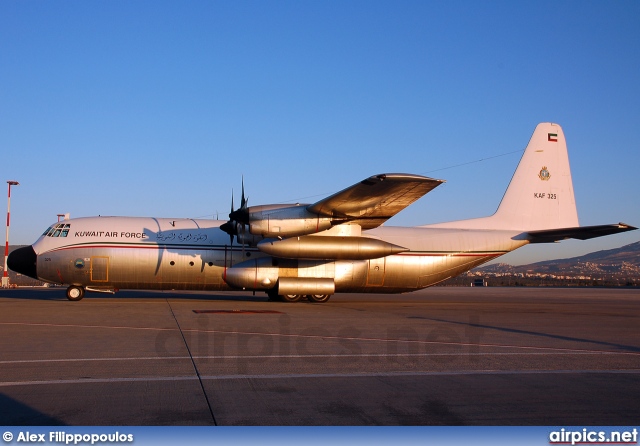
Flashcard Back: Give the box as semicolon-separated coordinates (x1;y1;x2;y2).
0;393;65;426
0;288;270;303
424;316;640;353
0;289;70;301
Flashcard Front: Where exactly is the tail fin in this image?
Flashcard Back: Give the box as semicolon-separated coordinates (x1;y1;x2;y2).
425;122;579;231
423;123;637;240
491;122;579;230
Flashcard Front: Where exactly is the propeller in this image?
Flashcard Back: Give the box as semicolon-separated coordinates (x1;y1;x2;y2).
220;177;250;259
229;177;249;224
237;178;248;258
219;190;236;244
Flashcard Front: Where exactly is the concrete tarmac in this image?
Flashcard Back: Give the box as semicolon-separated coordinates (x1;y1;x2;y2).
0;287;639;425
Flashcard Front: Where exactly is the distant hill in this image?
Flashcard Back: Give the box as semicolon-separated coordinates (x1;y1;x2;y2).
533;240;640;266
478;241;640;273
469;241;640;286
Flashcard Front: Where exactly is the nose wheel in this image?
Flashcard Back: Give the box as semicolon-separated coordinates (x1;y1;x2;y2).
66;286;85;301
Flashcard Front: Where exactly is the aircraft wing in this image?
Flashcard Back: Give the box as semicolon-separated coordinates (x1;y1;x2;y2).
307;173;444;230
525;223;637;244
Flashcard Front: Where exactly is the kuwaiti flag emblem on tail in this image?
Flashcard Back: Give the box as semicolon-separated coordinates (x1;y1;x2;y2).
548;133;558;142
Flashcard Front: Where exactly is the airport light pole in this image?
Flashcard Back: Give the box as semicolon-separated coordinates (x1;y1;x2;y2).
2;181;19;288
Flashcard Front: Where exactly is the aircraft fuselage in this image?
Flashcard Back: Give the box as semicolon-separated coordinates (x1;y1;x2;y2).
28;216;525;294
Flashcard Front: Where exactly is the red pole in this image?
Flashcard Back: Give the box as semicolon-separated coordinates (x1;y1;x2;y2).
3;181;19;287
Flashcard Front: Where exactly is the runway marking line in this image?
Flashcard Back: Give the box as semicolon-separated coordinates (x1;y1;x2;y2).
0;321;175;331
1;321;639;357
192;309;284;314
1;349;639;366
0;369;639;388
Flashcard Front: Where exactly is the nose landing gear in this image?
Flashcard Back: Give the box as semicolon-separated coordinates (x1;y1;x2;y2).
66;286;85;301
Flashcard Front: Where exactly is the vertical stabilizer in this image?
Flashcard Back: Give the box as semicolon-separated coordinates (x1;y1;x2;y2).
424;122;580;231
492;122;578;230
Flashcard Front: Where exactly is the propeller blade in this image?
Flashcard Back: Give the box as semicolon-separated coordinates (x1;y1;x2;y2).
241;177;246;209
222;178;250;246
241;222;246;258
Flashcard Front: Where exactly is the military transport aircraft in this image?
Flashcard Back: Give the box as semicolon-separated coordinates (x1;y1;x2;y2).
8;123;636;302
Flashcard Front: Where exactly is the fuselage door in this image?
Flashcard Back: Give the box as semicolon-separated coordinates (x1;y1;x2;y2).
90;256;109;282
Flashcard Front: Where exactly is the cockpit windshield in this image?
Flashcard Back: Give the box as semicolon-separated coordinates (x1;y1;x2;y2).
43;223;70;238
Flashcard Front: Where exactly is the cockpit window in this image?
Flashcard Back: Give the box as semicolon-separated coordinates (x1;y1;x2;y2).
45;223;70;237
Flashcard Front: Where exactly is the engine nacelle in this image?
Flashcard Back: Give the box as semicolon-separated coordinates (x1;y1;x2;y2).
248;204;333;237
223;257;278;290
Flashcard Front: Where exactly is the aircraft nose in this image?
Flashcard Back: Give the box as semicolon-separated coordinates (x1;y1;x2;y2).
7;246;38;280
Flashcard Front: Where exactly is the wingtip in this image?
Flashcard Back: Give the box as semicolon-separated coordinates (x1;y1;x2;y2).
367;173;445;183
617;222;638;230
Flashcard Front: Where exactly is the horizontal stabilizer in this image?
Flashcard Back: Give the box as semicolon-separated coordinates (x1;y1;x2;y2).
524;223;637;244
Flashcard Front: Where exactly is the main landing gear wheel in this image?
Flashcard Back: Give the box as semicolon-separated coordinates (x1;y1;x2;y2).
66;286;85;301
281;294;303;303
307;294;331;303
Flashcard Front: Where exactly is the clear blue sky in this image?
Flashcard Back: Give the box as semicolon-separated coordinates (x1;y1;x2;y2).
1;0;639;265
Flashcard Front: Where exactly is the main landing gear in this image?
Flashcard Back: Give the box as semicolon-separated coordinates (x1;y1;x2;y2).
66;285;85;301
307;294;331;303
266;290;332;303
